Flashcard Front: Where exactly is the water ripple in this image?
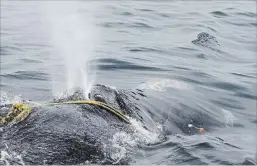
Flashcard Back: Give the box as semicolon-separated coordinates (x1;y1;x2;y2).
234;12;257;18
137;9;155;12
234;91;257;100
94;58;132;65
1;71;48;81
210;11;229;17
125;46;169;55
120;11;133;16
129;22;154;29
211;99;245;110
98;64;167;72
19;58;42;64
231;72;256;79
208;81;248;92
101;21;154;29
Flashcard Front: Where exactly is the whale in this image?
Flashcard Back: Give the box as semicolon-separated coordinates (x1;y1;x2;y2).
0;84;224;165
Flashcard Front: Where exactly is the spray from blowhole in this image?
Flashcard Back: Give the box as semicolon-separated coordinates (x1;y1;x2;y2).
38;1;99;99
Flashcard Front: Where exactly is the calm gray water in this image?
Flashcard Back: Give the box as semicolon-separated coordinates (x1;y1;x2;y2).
0;1;256;165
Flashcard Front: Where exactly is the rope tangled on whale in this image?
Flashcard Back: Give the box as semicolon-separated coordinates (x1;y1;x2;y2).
0;100;130;125
0;101;205;133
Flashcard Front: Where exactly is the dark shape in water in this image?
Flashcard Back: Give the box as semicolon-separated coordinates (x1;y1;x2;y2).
192;32;220;49
0;85;147;165
0;85;248;165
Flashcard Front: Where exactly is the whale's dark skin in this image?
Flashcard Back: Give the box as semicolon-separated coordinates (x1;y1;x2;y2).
0;84;223;165
0;85;142;165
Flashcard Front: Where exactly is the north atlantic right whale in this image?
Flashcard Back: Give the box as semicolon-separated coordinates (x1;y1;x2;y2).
0;84;224;165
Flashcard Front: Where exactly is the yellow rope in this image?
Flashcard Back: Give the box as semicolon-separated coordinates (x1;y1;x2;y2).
1;100;129;125
1;103;32;125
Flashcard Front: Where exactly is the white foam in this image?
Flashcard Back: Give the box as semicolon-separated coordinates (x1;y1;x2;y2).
129;117;162;144
137;79;191;91
0;151;10;165
0;150;25;165
107;117;163;164
221;109;237;127
109;132;134;164
0;91;22;105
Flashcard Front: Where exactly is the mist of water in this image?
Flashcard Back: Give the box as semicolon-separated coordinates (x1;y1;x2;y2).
38;1;99;98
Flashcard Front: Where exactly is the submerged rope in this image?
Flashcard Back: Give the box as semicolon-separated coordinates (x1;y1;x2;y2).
1;100;130;125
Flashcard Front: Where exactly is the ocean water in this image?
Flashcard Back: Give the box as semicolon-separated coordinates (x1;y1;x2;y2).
0;1;256;165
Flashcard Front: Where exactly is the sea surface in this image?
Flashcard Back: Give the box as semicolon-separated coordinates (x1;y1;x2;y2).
0;1;256;165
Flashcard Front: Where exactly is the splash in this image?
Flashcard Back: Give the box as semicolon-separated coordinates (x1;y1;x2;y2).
106;118;163;164
0;148;25;165
38;1;99;98
107;132;136;164
0;91;22;105
129;117;162;144
221;109;237;127
137;79;191;91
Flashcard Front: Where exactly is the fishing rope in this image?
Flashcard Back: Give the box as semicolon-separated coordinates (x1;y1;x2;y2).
0;100;130;125
0;101;206;133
